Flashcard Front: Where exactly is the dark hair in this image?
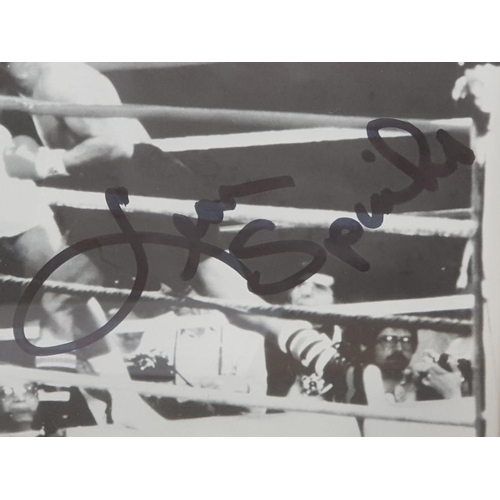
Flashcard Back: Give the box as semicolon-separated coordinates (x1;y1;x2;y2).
342;323;418;363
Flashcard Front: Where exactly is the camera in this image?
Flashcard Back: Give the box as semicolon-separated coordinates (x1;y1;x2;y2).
436;353;473;386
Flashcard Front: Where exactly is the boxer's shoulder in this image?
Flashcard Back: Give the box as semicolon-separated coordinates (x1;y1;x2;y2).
33;63;121;105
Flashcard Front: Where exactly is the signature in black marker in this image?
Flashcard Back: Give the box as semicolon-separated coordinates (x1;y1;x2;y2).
14;177;326;356
13;119;475;356
324;118;475;271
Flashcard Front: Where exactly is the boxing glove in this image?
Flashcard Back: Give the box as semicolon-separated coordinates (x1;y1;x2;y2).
3;135;68;180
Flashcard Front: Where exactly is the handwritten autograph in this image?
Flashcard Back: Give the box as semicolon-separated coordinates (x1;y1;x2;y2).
13;119;475;356
325;118;475;271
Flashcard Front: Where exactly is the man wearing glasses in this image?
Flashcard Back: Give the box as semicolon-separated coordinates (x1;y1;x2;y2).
342;325;468;405
344;326;419;405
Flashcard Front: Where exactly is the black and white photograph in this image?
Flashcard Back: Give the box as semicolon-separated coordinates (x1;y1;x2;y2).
0;61;498;437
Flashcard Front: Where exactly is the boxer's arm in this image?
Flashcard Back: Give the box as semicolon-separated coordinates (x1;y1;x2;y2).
61;116;150;170
196;257;306;337
35;64;151;171
195;258;341;380
61;133;138;170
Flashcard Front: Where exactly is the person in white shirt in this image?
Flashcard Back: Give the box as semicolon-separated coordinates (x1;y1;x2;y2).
128;292;267;418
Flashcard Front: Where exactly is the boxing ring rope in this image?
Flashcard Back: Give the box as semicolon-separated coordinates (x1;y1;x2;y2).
220;207;472;234
89;62;217;72
151;127;429;150
0;96;472;133
405;208;472;219
0;365;474;428
0;93;485;435
39;187;477;239
0;274;472;334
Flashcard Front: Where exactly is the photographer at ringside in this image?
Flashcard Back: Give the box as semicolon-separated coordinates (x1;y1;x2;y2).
326;324;472;405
